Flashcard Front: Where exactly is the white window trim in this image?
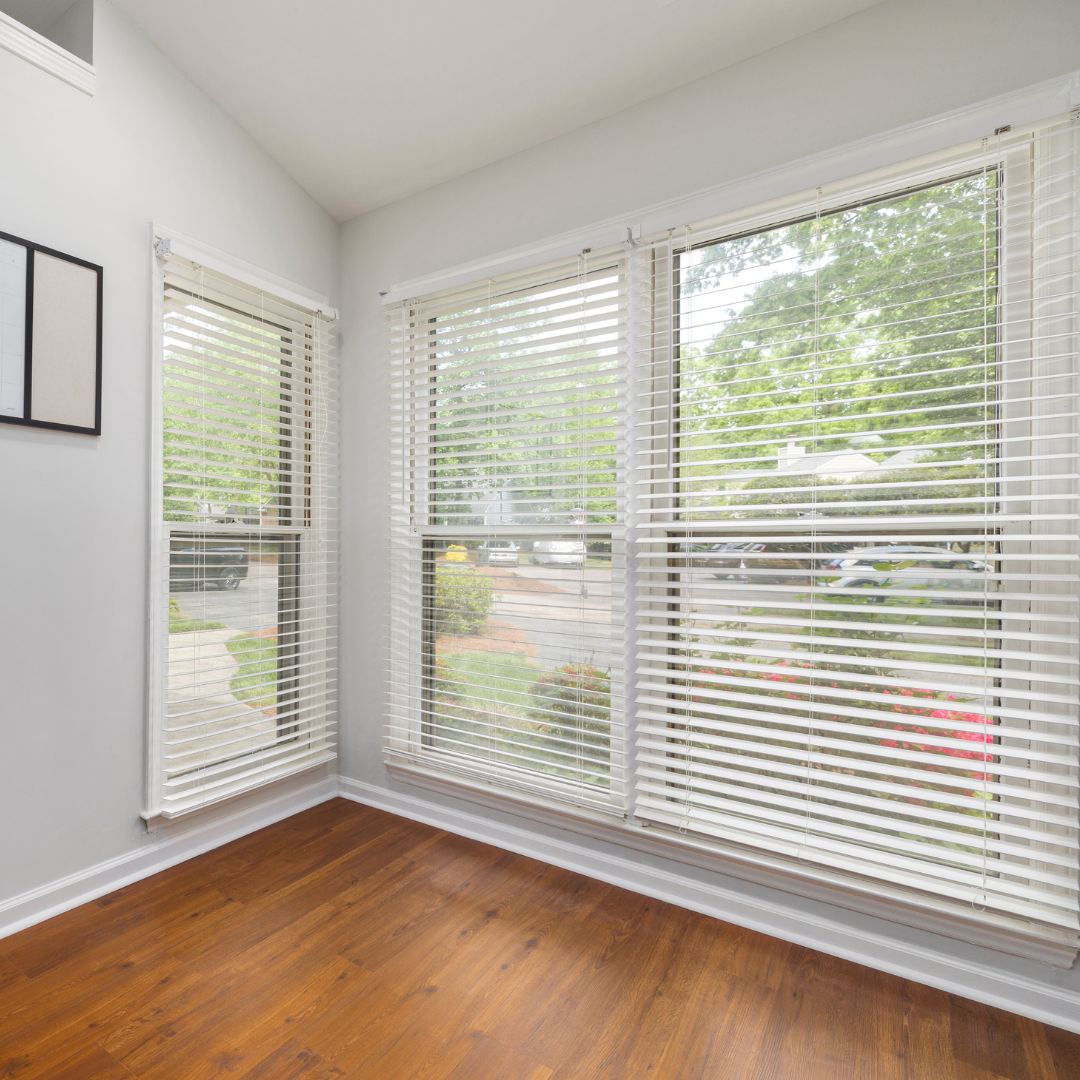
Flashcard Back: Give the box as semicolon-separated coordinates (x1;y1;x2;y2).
142;224;336;824
0;8;94;96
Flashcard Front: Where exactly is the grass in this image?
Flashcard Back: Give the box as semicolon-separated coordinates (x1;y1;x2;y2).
438;649;541;709
226;633;279;712
168;596;225;634
432;648;611;788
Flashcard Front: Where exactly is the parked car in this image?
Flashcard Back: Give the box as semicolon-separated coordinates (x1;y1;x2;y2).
671;541;757;573
729;541;852;584
169;544;249;590
824;545;991;603
531;540;586;567
477;540;519;566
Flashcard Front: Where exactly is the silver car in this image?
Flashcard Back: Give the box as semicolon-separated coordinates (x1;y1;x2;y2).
477;540;519;566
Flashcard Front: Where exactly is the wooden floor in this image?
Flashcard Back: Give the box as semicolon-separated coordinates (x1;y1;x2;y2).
1;800;1076;1080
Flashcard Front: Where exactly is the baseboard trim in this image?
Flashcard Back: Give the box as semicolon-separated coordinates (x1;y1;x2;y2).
3;772;1075;1034
339;775;1080;1035
0;775;338;941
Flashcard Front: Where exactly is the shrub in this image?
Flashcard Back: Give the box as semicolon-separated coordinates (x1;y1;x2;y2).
530;662;611;731
678;658;993;800
433;563;494;636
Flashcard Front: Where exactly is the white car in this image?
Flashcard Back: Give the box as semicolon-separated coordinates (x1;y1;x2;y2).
531;540;586;567
477;540;519;566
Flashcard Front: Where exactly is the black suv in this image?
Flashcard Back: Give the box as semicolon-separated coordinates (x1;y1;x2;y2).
169;544;250;591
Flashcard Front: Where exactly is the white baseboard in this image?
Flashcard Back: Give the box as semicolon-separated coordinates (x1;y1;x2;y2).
339;775;1080;1035
3;771;1076;1035
0;774;338;941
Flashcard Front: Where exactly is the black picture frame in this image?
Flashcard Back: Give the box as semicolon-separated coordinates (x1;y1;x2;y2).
0;228;103;436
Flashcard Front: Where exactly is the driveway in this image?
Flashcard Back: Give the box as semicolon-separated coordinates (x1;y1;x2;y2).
170;561;280;633
167;564;280;770
164;627;276;775
480;562;618;672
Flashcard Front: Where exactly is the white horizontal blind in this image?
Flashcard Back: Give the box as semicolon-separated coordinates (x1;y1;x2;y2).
153;255;337;817
634;118;1079;948
386;252;628;812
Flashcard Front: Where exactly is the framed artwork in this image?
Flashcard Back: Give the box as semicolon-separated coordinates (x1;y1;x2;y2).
1;229;102;435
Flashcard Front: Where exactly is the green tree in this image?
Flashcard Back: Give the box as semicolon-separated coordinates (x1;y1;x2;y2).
676;172;998;520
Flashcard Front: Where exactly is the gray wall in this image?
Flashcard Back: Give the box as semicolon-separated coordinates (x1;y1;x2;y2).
0;0;338;902
338;0;1080;999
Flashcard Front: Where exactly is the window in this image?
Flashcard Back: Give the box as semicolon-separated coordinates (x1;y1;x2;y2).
387;255;626;811
388;115;1079;960
146;250;337;819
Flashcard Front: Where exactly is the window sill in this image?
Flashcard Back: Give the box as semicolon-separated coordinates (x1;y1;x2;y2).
0;9;95;96
142;753;337;829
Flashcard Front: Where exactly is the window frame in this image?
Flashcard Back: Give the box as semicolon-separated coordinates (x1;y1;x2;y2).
144;228;338;824
386;257;630;815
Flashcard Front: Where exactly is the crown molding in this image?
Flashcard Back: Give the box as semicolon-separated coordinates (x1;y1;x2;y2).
0;8;95;96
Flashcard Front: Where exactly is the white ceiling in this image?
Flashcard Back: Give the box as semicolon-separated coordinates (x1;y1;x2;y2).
110;0;885;222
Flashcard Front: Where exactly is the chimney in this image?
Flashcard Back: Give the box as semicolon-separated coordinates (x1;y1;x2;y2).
778;440;805;470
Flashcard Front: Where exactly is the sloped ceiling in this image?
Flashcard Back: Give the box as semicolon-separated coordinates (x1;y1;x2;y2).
110;0;885;221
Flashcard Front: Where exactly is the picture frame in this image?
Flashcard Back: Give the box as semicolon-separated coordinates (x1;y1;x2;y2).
0;229;103;436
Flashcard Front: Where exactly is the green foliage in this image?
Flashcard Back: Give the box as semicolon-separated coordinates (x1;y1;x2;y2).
725;466;991;518
226;633;278;711
529;662;611;729
168;596;225;634
433;563;495;636
427;650;611;789
163;306;293;522
676;172;999;520
424;276;621;527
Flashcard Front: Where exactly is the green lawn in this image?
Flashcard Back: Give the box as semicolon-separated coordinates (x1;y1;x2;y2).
227;633;278;711
432;648;611;788
168;596;225;634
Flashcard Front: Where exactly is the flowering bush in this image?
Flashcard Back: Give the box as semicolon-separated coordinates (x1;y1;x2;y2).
680;658;993;802
530;663;611;732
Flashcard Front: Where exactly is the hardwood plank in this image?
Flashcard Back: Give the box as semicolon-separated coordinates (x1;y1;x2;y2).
709;920;794;991
0;956;201;1079
1;884;238;981
1045;1023;1080;1080
114;956;359;1080
897;978;957;1080
444;1033;552;1080
1;799;1070;1080
236;1038;345;1080
0;951;29;992
9;1040;134;1080
949;995;1059;1080
743;943;922;1080
952;1064;1020;1080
